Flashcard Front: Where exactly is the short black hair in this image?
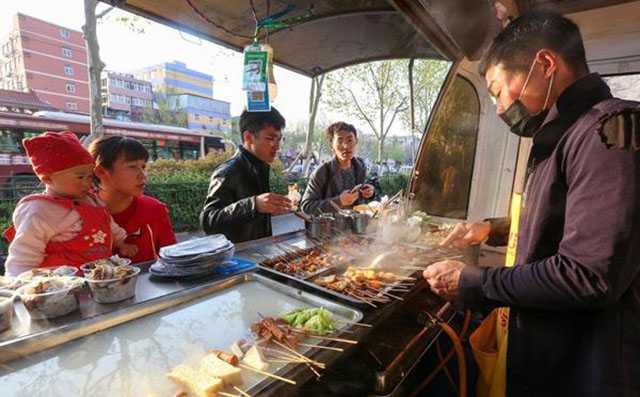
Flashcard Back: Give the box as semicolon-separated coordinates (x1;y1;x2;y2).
479;11;588;76
88;135;149;170
326;121;357;142
239;107;286;141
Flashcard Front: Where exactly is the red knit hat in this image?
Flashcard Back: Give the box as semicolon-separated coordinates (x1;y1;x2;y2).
23;131;94;175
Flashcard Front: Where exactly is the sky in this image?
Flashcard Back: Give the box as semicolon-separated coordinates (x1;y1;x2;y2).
0;0;312;124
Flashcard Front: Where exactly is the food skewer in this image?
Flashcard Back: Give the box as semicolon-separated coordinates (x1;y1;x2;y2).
239;363;297;385
345;290;377;307
271;340;325;368
271;340;323;378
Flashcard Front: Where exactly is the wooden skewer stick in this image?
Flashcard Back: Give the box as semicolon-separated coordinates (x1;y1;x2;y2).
219;392;241;397
272;340;324;368
345;290;378;307
401;265;428;270
287;328;359;344
266;358;307;364
239;363;297;385
233;386;252;397
298;342;344;352
379;289;405;301
335;320;373;328
393;275;416;281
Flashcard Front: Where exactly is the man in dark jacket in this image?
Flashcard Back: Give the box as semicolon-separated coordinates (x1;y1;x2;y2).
424;11;640;396
200;108;291;243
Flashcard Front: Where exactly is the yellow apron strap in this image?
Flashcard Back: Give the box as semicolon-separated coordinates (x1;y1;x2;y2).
470;192;523;397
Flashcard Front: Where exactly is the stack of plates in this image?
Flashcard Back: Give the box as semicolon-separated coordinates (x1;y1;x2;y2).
150;235;235;278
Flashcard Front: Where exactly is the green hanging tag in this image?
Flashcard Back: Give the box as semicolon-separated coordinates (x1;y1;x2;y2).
242;45;268;92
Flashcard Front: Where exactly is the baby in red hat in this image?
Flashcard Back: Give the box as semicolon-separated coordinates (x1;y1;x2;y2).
4;131;138;276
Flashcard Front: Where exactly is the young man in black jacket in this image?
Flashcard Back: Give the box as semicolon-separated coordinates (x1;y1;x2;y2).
200;108;291;243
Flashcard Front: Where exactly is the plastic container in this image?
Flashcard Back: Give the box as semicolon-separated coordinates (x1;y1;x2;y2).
0;290;16;332
17;277;84;319
85;266;140;304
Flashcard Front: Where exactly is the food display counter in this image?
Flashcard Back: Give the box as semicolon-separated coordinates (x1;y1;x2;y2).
0;230;471;397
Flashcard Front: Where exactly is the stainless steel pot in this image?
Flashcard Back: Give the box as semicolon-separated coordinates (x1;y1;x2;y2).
305;214;335;239
351;213;371;234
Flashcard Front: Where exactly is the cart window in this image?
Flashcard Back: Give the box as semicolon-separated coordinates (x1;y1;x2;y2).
414;75;480;219
604;74;640;101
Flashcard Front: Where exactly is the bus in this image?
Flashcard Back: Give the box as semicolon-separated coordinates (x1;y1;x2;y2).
0;111;227;195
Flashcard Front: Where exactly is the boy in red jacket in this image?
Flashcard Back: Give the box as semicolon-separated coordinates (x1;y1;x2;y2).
90;136;176;263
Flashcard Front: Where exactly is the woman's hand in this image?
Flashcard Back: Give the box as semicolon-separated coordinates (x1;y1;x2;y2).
360;184;374;199
339;190;360;206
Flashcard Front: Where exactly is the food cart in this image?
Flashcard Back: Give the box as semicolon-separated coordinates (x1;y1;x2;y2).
2;1;640;396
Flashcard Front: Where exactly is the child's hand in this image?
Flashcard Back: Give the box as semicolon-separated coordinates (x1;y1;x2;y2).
118;243;138;258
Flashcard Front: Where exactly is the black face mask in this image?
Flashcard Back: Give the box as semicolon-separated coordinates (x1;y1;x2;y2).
498;57;555;138
499;99;550;138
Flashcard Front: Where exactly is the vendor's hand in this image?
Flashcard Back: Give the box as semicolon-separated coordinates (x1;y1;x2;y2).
360;184;375;199
339;190;360;206
256;193;292;215
440;221;491;248
118;243;139;258
423;260;465;301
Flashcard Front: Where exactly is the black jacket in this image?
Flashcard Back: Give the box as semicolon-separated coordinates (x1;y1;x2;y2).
459;74;640;396
300;157;367;215
200;146;272;243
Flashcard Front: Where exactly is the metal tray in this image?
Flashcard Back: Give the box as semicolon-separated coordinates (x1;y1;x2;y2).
0;273;362;397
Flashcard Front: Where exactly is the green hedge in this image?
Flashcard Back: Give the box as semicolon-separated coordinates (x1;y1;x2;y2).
0;153;408;256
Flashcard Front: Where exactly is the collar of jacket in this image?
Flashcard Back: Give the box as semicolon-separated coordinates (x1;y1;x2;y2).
239;145;270;172
238;145;270;189
329;156;364;174
530;73;613;165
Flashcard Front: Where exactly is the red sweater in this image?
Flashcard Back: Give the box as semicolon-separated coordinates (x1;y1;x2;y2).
112;195;177;264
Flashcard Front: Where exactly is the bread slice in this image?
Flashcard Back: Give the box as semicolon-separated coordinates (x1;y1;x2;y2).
167;364;223;397
201;354;243;386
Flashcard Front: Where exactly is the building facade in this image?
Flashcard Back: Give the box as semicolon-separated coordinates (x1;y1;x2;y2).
0;13;89;113
135;61;213;98
170;93;231;134
135;61;231;134
101;71;153;121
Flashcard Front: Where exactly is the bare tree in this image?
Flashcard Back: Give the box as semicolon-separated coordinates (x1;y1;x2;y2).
82;0;111;145
324;61;408;162
82;2;149;145
402;59;450;161
302;74;325;176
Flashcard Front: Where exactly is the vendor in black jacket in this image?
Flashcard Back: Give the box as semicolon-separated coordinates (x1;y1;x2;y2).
424;11;640;396
200;108;291;243
300;122;374;215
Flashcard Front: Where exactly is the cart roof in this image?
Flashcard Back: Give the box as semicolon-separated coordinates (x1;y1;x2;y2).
110;0;638;77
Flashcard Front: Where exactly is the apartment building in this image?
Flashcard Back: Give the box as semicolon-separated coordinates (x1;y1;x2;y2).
101;71;153;121
0;13;89;113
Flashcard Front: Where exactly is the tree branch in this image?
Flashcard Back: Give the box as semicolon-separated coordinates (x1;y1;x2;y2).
96;5;115;19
